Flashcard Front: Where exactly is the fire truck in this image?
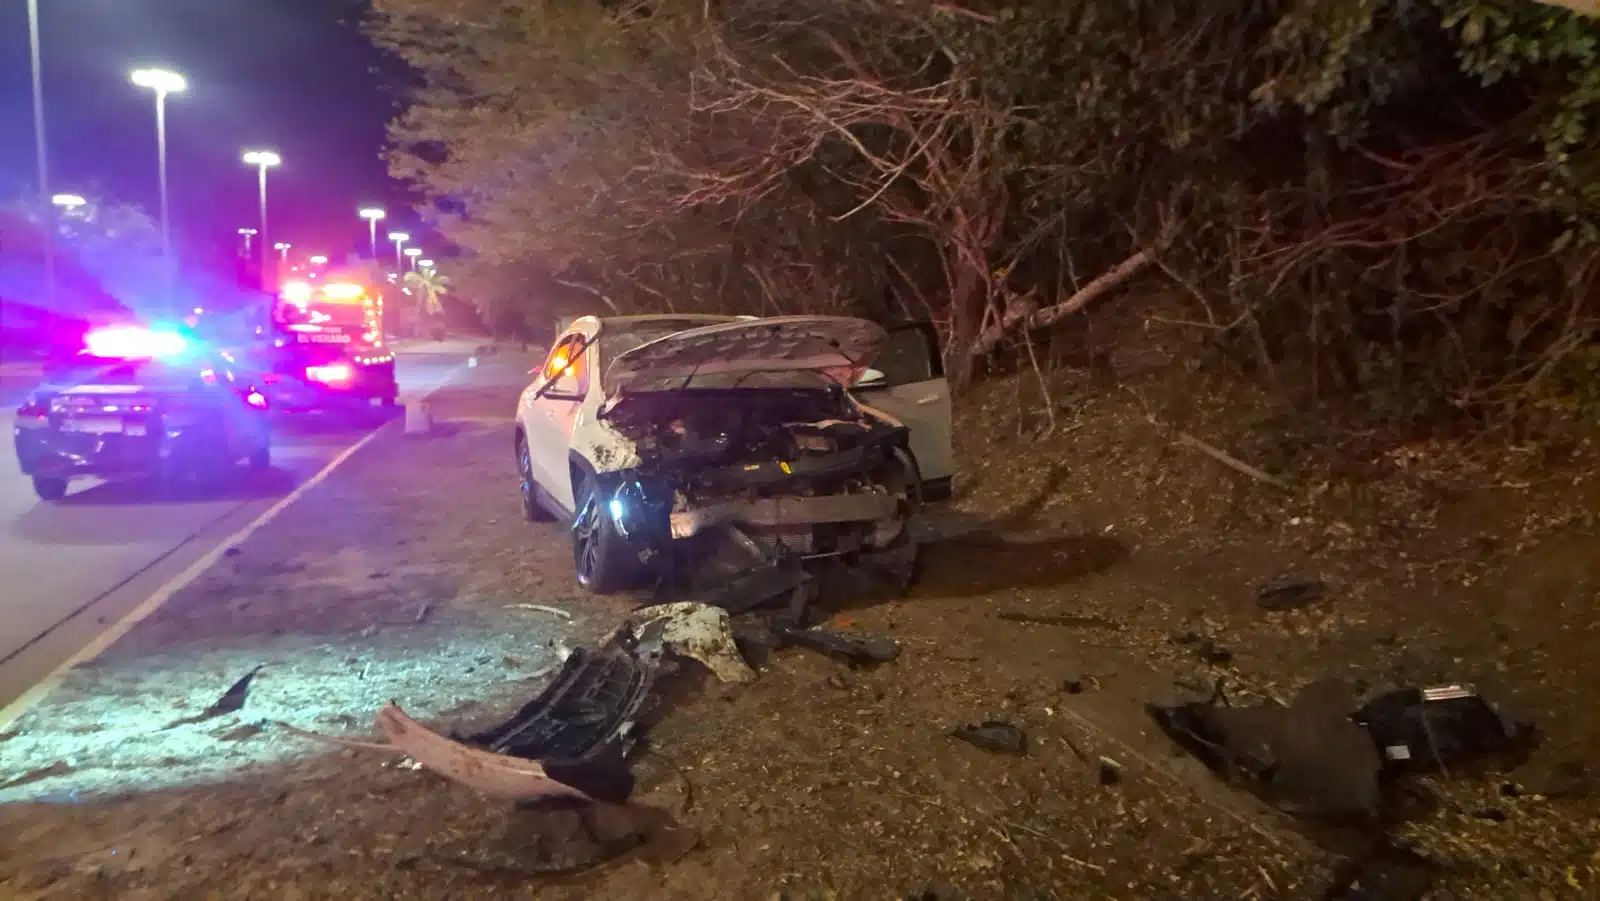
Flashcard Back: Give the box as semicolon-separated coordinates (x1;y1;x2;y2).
248;266;397;411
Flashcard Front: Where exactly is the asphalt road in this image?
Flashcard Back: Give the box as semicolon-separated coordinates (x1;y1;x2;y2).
0;345;475;709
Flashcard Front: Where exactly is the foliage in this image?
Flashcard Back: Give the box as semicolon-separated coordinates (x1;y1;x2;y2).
374;0;1600;423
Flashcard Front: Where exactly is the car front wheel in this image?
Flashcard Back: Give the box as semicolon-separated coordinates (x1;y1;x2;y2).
571;473;635;594
31;476;67;502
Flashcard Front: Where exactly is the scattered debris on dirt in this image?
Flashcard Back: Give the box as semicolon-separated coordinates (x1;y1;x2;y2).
1257;574;1328;611
779;626;901;664
951;720;1029;755
1319;844;1438;901
1149;679;1532;826
1150;677;1384;820
997;610;1124;629
164;664;267;728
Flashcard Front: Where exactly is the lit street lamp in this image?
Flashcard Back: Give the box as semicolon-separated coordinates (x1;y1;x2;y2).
417;259;434;270
388;231;409;270
51;194;86;210
131;67;186;300
273;241;291;262
359;207;385;259
237;227;258;257
403;246;422;271
309;255;328;265
27;0;54;303
241;150;280;291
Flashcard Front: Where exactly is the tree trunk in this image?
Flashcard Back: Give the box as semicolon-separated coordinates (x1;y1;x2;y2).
947;260;985;387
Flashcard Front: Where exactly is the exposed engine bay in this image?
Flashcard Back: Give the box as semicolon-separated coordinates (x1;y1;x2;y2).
588;385;920;580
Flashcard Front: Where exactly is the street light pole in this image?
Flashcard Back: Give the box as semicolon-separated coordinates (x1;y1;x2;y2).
131;68;186;306
242;150;280;291
388;231;409;272
238;228;257;258
359;207;385;260
27;0;55;306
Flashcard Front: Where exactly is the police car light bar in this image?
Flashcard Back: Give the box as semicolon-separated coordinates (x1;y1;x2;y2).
84;326;187;359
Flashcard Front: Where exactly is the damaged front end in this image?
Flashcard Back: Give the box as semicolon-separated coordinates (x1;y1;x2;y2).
585;384;922;595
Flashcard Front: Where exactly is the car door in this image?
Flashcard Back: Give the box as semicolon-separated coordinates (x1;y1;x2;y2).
522;332;591;514
851;322;955;501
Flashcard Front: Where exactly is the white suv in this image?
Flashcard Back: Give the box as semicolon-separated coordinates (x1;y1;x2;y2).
513;314;954;593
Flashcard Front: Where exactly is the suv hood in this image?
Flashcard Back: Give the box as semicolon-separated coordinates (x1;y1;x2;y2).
604;315;887;399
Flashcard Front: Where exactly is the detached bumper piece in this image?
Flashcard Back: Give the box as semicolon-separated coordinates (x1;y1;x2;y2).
459;641;659;803
281;604;762;806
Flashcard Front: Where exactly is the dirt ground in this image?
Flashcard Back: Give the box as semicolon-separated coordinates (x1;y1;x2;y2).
0;346;1596;900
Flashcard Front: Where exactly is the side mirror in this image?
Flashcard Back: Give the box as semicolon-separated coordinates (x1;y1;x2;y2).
855;368;887;388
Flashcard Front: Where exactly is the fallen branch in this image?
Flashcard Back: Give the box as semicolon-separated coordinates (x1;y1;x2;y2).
971;250;1153;357
1176;431;1292;491
1121;386;1292;491
507;603;573;620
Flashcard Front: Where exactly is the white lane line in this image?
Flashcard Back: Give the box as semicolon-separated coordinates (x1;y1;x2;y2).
0;364;467;730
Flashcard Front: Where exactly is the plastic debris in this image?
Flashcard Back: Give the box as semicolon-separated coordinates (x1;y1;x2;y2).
632;602;756;683
951;720;1028;755
1148;678;1383;821
780;627;901;665
1257;575;1327;611
1353;684;1530;773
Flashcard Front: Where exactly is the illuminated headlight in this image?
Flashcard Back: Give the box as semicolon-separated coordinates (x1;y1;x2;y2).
608;496;629;536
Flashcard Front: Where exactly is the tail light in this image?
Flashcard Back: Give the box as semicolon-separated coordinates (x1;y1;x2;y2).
306;363;352;384
15;400;49;428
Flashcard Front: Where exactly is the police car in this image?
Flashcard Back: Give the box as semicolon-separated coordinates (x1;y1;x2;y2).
12;324;272;501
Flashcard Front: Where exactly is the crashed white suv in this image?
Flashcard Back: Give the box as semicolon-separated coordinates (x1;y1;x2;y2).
514;314;954;593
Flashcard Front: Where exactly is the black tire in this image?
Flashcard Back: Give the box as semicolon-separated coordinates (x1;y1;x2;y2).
571;472;635;594
516;433;554;522
248;439;271;471
861;448;925;595
31;476;67;502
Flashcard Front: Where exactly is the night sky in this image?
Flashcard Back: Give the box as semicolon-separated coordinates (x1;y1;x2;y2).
0;0;424;271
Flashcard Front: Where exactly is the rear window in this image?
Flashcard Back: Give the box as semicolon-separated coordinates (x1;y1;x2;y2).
43;353;216;390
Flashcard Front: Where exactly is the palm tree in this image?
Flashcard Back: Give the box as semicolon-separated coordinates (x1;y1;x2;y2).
402;268;448;318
